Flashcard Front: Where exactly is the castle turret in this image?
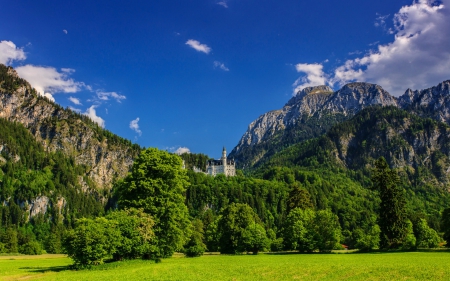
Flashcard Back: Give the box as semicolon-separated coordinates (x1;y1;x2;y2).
222;146;227;167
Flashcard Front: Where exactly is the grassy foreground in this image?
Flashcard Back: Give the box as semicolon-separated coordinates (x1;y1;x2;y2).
1;252;450;280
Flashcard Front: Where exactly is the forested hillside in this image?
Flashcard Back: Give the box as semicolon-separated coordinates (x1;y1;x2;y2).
0;64;141;191
0;118;107;254
248;106;450;229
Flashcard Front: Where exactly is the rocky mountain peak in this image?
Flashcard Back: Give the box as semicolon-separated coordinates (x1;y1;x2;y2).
398;80;450;124
286;85;333;107
324;82;397;114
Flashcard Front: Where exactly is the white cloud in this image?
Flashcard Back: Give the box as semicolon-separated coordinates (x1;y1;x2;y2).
186;39;211;54
332;0;450;96
68;106;81;113
292;0;450;96
217;1;228;8
0;40;26;65
374;13;390;29
63;30;68;34
96;91;126;102
292;63;329;95
214;61;229;71
129;117;142;136
173;147;190;155
69;96;82;105
84;106;105;128
16;65;83;101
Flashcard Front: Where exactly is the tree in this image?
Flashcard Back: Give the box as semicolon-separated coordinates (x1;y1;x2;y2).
184;219;206;257
372;157;408;249
414;218;440;248
314;210;341;252
242;223;269;254
286;183;313;212
115;148;190;259
354;224;380;251
106;208;155;260
283;208;341;252
63;217;121;268
217;203;260;254
283;208;316;252
441;208;450;247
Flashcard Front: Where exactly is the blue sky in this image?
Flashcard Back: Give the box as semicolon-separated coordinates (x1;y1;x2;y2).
2;0;450;158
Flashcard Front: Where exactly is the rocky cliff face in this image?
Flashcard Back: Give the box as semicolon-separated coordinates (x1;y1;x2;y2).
398;80;450;124
230;82;399;167
0;66;139;190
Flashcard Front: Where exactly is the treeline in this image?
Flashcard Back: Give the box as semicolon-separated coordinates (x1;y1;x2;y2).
179;153;210;172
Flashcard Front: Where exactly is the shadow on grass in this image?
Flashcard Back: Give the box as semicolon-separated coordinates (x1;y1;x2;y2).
19;265;71;273
266;248;450;255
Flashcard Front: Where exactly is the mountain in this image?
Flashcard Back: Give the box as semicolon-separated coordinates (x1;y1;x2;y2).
398;80;450;124
0;65;141;191
229;82;398;168
261;106;450;186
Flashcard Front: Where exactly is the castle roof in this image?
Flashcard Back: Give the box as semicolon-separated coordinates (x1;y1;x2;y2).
207;159;235;166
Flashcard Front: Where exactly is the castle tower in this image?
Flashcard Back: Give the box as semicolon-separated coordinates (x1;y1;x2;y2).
221;146;227;166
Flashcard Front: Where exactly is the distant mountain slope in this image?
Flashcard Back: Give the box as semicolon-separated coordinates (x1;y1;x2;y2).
0;64;141;190
398;80;450;124
229;83;398;168
262;106;450;188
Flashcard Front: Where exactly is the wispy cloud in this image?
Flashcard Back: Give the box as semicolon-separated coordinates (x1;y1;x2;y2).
63;29;68;34
84;105;105;128
186;39;211;54
214;61;229;71
69;96;82;105
68;106;81;113
129;117;142;136
96;91;126;103
374;13;390;29
0;40;26;65
217;1;228;8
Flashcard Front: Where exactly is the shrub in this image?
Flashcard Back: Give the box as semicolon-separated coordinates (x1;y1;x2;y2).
184;219;206;257
63;217;121;268
19;241;42;255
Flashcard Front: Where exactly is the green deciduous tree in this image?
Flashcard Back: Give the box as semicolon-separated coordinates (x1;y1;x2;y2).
106;208;155;260
372;157;408;249
184;219;206;257
283;208;341;252
115;148;190;259
217;203;261;254
354;224;380;251
414;218;440;248
283;208;316;252
63;217;121;268
441;208;450;247
242;222;270;254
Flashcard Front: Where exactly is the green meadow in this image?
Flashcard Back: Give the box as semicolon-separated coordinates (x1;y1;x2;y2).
1;252;450;281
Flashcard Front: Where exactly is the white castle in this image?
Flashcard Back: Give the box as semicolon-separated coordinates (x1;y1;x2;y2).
205;147;236;176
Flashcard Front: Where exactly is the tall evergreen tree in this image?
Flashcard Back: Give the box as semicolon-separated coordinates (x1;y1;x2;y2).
372;157;408;249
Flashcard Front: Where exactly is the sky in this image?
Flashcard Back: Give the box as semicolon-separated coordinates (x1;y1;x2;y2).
1;0;450;158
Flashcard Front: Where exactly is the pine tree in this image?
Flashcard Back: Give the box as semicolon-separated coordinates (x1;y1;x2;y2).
372;157;408;249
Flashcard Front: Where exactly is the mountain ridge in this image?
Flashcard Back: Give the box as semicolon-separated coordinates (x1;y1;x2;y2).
0;64;141;191
230;80;450;169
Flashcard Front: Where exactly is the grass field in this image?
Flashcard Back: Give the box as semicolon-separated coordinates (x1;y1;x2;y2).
1;251;450;280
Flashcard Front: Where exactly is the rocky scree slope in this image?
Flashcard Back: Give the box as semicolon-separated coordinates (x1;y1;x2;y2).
0;64;140;191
